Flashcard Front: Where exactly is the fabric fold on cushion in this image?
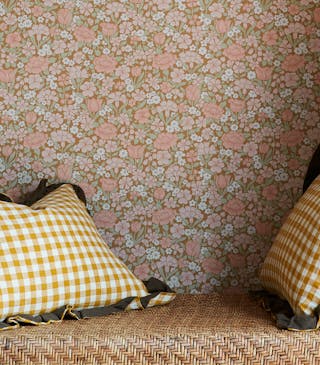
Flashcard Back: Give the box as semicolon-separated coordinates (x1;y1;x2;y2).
0;277;175;331
253;290;320;331
0;193;12;203
17;179;87;207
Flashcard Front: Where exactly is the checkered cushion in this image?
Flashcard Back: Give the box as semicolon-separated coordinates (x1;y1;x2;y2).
260;175;320;315
0;184;174;319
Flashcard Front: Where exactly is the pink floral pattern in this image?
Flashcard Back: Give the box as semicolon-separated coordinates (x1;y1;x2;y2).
0;0;319;293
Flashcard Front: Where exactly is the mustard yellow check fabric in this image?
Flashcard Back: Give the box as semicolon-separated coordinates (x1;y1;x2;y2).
0;184;174;320
260;175;320;315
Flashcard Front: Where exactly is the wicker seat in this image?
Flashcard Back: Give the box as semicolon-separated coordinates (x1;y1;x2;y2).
0;293;319;365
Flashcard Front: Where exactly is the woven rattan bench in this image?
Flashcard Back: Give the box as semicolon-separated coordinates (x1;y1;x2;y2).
0;292;319;365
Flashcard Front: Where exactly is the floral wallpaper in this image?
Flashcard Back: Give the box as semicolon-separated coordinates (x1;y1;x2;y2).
0;0;319;293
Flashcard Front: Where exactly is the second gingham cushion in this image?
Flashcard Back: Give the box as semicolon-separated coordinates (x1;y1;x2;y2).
260;175;320;316
0;184;174;320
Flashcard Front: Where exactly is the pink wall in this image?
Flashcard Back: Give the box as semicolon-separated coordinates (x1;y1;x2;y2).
0;0;319;293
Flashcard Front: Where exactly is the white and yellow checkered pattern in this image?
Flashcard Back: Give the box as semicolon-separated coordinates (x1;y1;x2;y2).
0;184;173;319
260;175;320;316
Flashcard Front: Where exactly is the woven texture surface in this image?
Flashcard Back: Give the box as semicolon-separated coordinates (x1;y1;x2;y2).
1;293;319;365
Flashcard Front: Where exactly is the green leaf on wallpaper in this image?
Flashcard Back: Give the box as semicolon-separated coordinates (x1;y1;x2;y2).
134;72;145;88
163;70;169;78
3;0;18;11
135;230;145;243
198;0;213;11
94;49;102;57
259;0;273;10
134;123;146;130
118;104;126;114
7;152;16;164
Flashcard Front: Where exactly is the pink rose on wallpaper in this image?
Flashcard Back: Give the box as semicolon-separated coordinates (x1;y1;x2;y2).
160;82;171;93
223;44;245;60
94;210;117;228
100;22;118;36
134;108;150;123
228;253;245;268
185;84;200;101
134;263;150;280
154;133;177;150
282;109;293;121
304;127;319;143
262;185;278;200
186;150;197;163
223;198;245;216
32;161;43;172
202;103;224;119
86;97;102;113
262;30;278;46
309;39;320;52
314;8;320;22
185;0;198;8
202;258;224;274
288;5;299;15
155;150;170;164
131;66;141;77
159;238;171;248
221;131;244;150
23;132;47;148
25;111;37;124
228;99;245;113
0;69;15;83
56;163;73;180
154;32;166;45
79;182;96;198
94;55;118;73
127;145;144;159
288;159;300;170
25;56;49;74
280;130;304;147
74;26;96;42
100;177;118;192
154;187;166;200
94;123;117;140
2;146;13;157
281;54;305;72
152;52;176;70
131;221;141;233
215;19;231;34
131;35;140;44
284;73;299;87
5;32;21;47
186;240;200;257
255;66;273;81
258;143;269;154
152;208;176;225
31;5;43;16
57;8;72;24
255;221;272;236
181;272;194;286
215;174;231;189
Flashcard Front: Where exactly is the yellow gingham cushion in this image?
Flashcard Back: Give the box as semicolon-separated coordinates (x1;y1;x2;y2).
260;175;320;315
0;184;174;319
